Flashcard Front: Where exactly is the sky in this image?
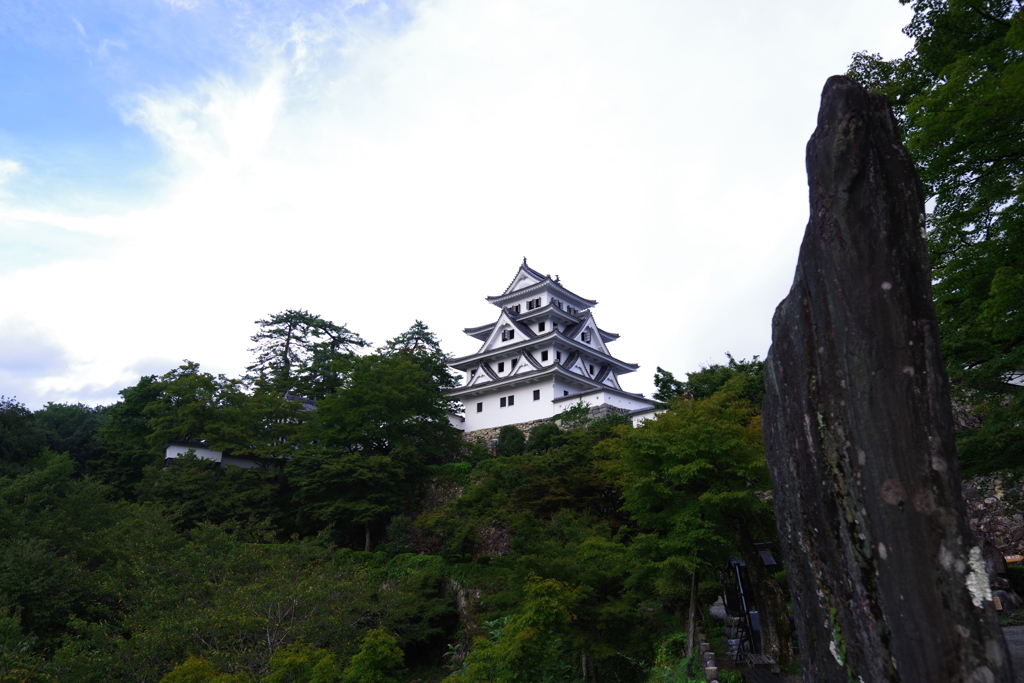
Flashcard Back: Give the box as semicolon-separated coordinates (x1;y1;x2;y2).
0;0;916;410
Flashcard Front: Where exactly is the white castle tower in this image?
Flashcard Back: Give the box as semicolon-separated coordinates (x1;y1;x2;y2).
448;260;658;434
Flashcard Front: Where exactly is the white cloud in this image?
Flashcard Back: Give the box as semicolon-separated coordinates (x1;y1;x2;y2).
0;0;915;407
160;0;203;10
0;159;23;190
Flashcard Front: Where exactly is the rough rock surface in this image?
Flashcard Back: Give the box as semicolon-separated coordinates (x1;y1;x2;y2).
762;76;1012;682
462;418;552;444
964;475;1024;556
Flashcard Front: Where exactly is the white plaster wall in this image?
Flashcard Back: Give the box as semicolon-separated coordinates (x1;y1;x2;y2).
630;409;665;427
459;381;554;431
165;444;222;463
553;390;655;414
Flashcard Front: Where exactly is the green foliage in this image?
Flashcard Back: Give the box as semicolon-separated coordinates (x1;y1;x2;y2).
525;422;562;453
0;332;796;683
143;361;250;452
92;374;167;498
246;310;367;399
556;400;592;431
160;656;244;683
0;397;45;476
264;641;341;683
139;453;286;531
847;1;1024;473
654;354;764;406
290;351;463;545
31;401;109;474
378;569;458;665
381;321;463;403
495;426;526;458
447;577;580;683
340;627;404;683
599;376;772;601
956;399;1024;475
652;367;686;403
643;631;693;683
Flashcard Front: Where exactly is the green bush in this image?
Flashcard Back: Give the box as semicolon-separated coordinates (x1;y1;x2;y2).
495;426;526;458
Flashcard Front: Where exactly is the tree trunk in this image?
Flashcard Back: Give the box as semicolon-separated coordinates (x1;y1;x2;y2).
686;570;698;659
762;76;1012;682
365;523;371;553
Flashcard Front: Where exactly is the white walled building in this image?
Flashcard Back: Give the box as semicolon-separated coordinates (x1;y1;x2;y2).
449;260;660;433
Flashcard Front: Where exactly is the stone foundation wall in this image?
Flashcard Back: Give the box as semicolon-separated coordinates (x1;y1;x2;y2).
462;418;552;444
963;473;1024;556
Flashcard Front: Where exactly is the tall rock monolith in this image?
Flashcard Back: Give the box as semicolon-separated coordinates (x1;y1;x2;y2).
762;75;1012;683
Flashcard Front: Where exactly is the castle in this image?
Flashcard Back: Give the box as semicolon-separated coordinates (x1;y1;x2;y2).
448;260;659;436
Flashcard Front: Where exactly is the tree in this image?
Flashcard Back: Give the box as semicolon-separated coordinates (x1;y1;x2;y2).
32;402;109;474
653;354;764;406
381;321;461;392
495;425;526;457
524;422;562;453
143;362;249;452
848;0;1024;471
652;367;686;403
340;627;404;683
598;376;790;664
92;375;166;497
246;310;367;399
446;577;580;683
0;397;44;475
290;352;463;548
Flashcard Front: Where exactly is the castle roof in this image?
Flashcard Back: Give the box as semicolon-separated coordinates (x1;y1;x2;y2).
463;305;620;343
485;259;597;309
447;363;649;402
448;328;638;373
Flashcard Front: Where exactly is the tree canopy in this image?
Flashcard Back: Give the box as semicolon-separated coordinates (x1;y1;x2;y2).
654;353;765;406
246;309;368;399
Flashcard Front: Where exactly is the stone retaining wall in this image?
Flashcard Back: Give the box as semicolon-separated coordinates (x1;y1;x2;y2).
963;473;1024;555
462;418;552;444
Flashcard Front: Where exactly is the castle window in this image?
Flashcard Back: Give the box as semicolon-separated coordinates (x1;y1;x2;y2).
541;350;549;362
533;389;540;401
564;390;569;396
527;298;541;310
508;395;515;406
501;329;516;341
556;351;561;361
538;322;546;332
589;364;594;374
498;362;505;373
510;304;520;314
477;402;483;412
511;358;518;369
500;397;507;407
581;331;592;343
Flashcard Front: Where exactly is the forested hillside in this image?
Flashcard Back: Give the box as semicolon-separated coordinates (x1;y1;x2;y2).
0;311;778;683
